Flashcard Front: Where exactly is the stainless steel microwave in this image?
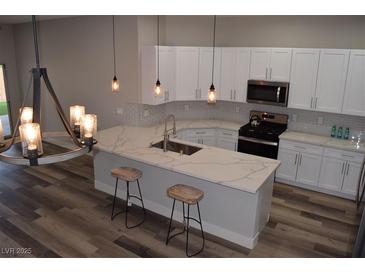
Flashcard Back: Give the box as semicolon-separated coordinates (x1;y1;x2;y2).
246;80;289;107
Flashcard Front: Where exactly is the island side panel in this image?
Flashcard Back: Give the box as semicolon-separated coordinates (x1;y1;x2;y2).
94;149;267;249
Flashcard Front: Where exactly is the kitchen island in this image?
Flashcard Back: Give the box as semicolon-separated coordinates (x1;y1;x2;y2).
93;120;280;249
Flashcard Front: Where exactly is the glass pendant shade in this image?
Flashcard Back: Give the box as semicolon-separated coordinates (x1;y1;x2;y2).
112;76;119;92
19;123;43;157
20;107;33;124
80;114;97;145
207;84;216;104
155;79;161;96
70;105;85;132
0;119;3;142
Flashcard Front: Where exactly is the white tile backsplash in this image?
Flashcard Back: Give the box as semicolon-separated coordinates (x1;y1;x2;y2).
115;100;365;141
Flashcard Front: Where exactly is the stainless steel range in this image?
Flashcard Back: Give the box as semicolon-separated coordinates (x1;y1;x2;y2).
238;111;288;159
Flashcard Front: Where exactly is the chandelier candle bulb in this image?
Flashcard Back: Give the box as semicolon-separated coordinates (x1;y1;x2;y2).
19;123;43;160
70;105;85;137
81;114;97;146
20;107;33;124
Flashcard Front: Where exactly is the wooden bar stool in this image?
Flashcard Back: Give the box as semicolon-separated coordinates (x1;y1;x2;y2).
110;167;146;229
165;184;205;257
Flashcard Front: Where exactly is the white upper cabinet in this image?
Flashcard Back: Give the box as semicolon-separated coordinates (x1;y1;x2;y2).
175;47;199;101
141;46;176;105
250;48;271;80
250;48;292;81
342;50;365;116
157;47;176;104
288;49;320;110
270;48;292;81
197;47;221;101
220;47;250;102
315;49;350;113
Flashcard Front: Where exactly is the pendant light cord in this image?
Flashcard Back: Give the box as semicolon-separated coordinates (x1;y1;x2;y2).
112;15;116;76
211;15;216;85
157;15;160;80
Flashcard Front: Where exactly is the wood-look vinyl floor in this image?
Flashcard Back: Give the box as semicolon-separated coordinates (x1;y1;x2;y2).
0;143;362;258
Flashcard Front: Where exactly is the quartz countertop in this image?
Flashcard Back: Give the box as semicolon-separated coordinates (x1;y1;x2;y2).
279;131;365;154
95;120;280;194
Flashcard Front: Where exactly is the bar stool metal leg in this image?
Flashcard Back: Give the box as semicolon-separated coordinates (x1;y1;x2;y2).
166;199;176;245
111;178;119;220
185;202;205;257
125;179;146;229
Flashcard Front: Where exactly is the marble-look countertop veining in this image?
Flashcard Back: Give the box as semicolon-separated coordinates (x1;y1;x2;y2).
280;131;365;153
95;120;280;194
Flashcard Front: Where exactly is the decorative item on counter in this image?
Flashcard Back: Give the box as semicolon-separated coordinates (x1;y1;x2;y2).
337;126;343;139
344;127;350;140
331;125;337;138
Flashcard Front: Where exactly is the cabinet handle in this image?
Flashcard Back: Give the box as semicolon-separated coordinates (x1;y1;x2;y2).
234;142;237;151
310;97;313;109
270;67;272;80
294;154;298;165
341;162;345;174
199;88;202;99
315;97;318;109
346;162;350;176
299;154;302;166
265;68;268;79
196;131;206;135
165;90;169;101
230;90;233;100
294;145;306;150
234;90;237;100
195;89;198;99
223;132;233;136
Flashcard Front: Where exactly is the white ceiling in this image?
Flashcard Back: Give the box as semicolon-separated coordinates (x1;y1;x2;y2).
0;15;79;24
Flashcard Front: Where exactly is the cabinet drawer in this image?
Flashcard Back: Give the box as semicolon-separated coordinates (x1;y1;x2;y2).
279;140;323;156
185;128;216;137
217;129;238;138
323;148;365;163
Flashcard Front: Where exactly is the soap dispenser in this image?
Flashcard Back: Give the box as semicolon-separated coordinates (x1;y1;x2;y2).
337;126;343;139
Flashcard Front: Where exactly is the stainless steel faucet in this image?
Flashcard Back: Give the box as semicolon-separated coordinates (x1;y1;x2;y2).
163;114;176;152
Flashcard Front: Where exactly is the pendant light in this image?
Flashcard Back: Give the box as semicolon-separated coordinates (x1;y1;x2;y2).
111;15;119;92
154;15;161;96
207;15;217;104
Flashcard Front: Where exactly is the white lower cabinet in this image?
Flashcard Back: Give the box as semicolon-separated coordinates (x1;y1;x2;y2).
277;140;365;200
319;148;364;196
277;142;322;187
276;148;298;182
295;152;322;186
216;138;237;151
176;128;238;151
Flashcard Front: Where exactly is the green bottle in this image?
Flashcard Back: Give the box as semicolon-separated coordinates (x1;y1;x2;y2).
344;128;350;140
331;125;337;138
337;126;343;139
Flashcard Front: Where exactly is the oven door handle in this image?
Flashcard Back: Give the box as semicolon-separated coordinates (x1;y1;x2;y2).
238;136;278;146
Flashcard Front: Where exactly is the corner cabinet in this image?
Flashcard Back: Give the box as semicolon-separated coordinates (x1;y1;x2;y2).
250;48;292;82
342;50;365;116
288;49;320;110
277;139;365;200
220;48;250;102
141;46;176;105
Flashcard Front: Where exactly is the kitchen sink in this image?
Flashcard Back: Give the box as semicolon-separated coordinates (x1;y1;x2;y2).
151;140;202;155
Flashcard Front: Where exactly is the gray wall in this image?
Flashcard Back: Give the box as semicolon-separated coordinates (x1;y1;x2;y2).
162;16;365;48
14;15;140;131
0;24;21;129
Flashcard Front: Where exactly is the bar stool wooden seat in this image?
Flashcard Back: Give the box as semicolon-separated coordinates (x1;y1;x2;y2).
110;167;146;229
166;184;205;257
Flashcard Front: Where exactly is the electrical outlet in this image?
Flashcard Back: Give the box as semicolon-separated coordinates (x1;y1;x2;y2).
116;108;124;115
143;109;150;117
292;114;297;122
235;106;240;113
317;116;324;125
184;105;189;111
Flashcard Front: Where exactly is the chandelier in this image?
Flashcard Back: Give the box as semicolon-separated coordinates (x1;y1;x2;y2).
0;16;97;166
